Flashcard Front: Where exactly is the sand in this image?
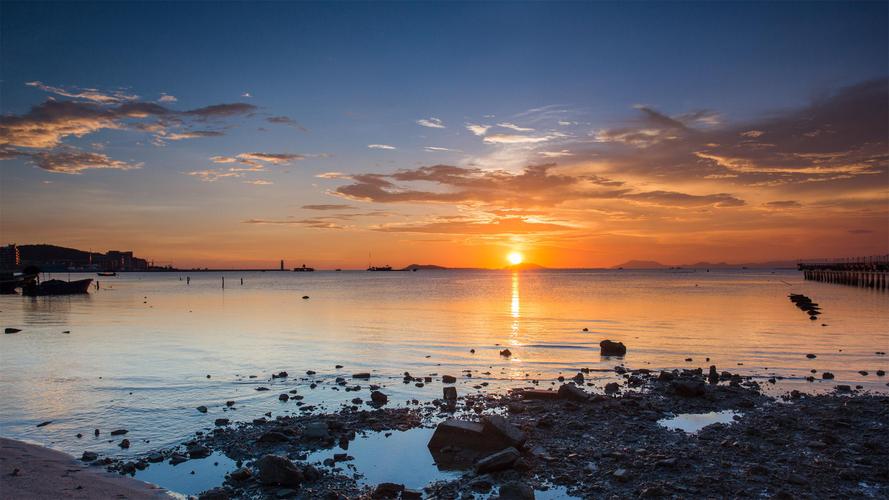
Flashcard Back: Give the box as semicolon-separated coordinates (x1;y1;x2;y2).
0;438;171;499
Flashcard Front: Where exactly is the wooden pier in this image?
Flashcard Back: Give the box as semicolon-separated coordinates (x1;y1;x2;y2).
798;255;889;291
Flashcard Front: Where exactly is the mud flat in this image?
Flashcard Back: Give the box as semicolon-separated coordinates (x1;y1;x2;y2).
93;368;888;499
0;437;171;499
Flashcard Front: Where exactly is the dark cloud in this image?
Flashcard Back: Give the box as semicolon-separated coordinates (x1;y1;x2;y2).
183;103;257;118
372;216;572;234
267;115;307;132
302;204;355;210
332;163;742;209
15;148;142;174
764;200;802;208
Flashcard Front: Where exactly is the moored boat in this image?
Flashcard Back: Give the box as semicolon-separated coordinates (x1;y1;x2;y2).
97;271;117;276
22;279;93;296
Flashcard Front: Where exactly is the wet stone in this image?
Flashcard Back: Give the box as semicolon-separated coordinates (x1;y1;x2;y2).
475;447;521;473
255;454;303;487
600;339;627;356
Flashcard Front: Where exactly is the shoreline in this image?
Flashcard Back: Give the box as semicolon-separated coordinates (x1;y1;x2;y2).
0;437;171;499
78;367;889;499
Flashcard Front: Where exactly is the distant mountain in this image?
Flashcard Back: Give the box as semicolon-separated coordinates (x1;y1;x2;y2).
401;264;449;271
504;262;547;271
612;260;669;269
19;244;101;265
613;259;798;269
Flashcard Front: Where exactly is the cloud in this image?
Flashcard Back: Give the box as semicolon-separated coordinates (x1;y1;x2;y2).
244;180;273;185
302;204;354;210
466;123;491;136
416;117;445;129
242;218;345;229
373;216;572;234
483;133;559;144
624;190;745;208
158;93;178;103
425;146;461;152
764;200;802;208
241;92;253;98
163;130;225;141
0;96;257;149
497;122;534;132
237;152;304;165
539;150;574;158
26;81;138;104
368;144;396;150
17;148;142;174
188;169;243;182
267;115;307;132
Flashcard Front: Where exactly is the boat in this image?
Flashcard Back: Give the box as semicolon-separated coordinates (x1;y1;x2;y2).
367;265;392;271
0;269;39;294
97;271;117;276
22;278;93;296
293;264;315;272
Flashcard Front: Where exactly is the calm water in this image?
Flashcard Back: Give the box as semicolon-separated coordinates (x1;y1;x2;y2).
1;270;887;465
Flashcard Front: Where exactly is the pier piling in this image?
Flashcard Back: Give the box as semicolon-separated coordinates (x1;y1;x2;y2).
798;255;888;292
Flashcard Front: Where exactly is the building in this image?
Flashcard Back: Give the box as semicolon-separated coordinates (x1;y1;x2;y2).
0;244;20;270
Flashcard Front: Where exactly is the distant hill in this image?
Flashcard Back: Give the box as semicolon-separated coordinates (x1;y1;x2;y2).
613;259;798;269
504;262;547;271
19;244;102;265
401;264;449;271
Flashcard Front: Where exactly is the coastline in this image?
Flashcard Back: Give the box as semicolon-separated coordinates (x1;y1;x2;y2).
82;367;889;499
0;437;172;499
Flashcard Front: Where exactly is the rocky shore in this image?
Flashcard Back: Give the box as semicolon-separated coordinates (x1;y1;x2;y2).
76;361;889;500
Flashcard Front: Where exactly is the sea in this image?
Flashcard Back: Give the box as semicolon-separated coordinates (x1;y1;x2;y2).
1;269;887;494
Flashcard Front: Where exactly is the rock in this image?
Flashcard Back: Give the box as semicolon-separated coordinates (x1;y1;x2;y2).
604;382;620;394
259;431;290;443
196;406;208;413
613;468;631;482
402;489;422;499
836;384;852;392
36;421;52;427
229;467;252;481
198;487;230;500
507;402;525;414
482;415;527;448
352;372;371;379
278;394;289;401
272;371;288;379
806;354;817;359
169;453;188;465
214;418;230;426
119;439;130;449
858;370;869;376
500;349;512;357
4;328;22;334
373;482;405;499
188;444;212;458
496;481;535;500
370;391;388;405
302;296;309;300
428;420;501;452
255;454;303;487
571;372;584;384
476;447;521;473
558;383;589;401
671;379;706;397
81;451;98;462
600;339;627;356
519;389;559;400
147;453;164;463
443;386;458;400
303;422;329;439
877;370;886;376
110;429;128;436
822;372;835;380
708;365;719;384
442;375;457;383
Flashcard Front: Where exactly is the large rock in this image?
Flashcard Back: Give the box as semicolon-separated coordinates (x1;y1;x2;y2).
370;391;388;405
482;415;527;448
476;447;520;473
443;386;457;400
519;389;559;400
303;422;329;439
558;383;588;401
373;482;405;499
671;379;706;397
255;454;303;487
497;481;535;500
428;419;516;452
600;340;627;356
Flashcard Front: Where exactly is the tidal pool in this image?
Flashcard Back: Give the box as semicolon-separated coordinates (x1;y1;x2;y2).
658;410;740;434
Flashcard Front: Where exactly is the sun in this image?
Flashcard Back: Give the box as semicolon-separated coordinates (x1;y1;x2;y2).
507;251;524;266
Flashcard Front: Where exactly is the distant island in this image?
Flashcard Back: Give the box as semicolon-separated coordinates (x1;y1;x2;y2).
613;259;798;270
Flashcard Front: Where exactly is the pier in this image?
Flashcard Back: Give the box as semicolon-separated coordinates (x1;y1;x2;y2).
798;255;889;291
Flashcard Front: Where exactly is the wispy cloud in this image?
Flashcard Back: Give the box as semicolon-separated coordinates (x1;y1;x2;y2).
497;122;534;132
11;148;143;174
416;117;445;129
368;144;396;150
158;93;178;103
466;123;491;136
424;146;462;152
267;115;307;132
26;81;138;104
302;204;354;210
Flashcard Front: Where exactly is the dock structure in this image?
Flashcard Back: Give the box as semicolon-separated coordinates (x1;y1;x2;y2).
798;255;889;291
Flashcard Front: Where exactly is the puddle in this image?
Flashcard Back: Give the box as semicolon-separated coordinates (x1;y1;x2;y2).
134;451;236;496
658;410;740;434
307;427;461;489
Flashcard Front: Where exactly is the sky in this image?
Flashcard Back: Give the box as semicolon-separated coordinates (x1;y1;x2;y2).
1;1;887;269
